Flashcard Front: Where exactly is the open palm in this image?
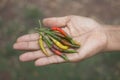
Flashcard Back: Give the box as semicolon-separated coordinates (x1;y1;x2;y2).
13;15;107;66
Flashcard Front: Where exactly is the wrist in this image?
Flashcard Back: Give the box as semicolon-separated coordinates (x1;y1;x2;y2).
103;25;120;51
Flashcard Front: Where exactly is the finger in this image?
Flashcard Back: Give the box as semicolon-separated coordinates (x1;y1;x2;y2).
13;41;40;50
17;33;39;42
19;49;53;62
35;55;64;66
34;53;81;66
43;16;70;27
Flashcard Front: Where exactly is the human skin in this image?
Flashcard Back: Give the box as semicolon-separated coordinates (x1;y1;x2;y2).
13;15;120;66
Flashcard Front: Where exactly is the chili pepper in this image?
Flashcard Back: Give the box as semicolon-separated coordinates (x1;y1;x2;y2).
42;35;69;61
61;39;72;46
51;26;67;36
45;31;61;41
38;35;50;56
65;37;80;47
51;28;80;46
53;31;75;45
53;45;78;53
42;36;51;48
53;31;65;38
61;39;76;47
50;48;69;61
49;36;69;50
62;49;78;53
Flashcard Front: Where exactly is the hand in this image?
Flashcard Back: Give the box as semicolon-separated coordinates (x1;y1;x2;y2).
13;15;107;66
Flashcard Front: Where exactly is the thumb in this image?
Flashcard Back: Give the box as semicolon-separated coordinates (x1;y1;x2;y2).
43;16;70;27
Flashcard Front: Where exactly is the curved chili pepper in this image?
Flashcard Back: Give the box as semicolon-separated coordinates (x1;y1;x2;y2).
53;45;77;53
53;31;65;38
61;49;77;53
50;48;69;61
51;26;67;36
61;39;73;47
39;35;50;56
64;36;80;47
49;36;69;50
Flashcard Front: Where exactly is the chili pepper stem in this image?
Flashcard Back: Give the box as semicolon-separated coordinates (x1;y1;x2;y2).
38;20;42;28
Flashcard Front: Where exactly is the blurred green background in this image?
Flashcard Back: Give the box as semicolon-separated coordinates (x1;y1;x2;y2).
0;0;120;80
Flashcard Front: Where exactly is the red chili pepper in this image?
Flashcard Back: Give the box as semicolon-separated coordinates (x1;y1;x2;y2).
51;26;67;36
50;48;69;61
51;48;61;56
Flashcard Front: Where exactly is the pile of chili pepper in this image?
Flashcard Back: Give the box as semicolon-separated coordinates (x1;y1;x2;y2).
36;20;80;61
